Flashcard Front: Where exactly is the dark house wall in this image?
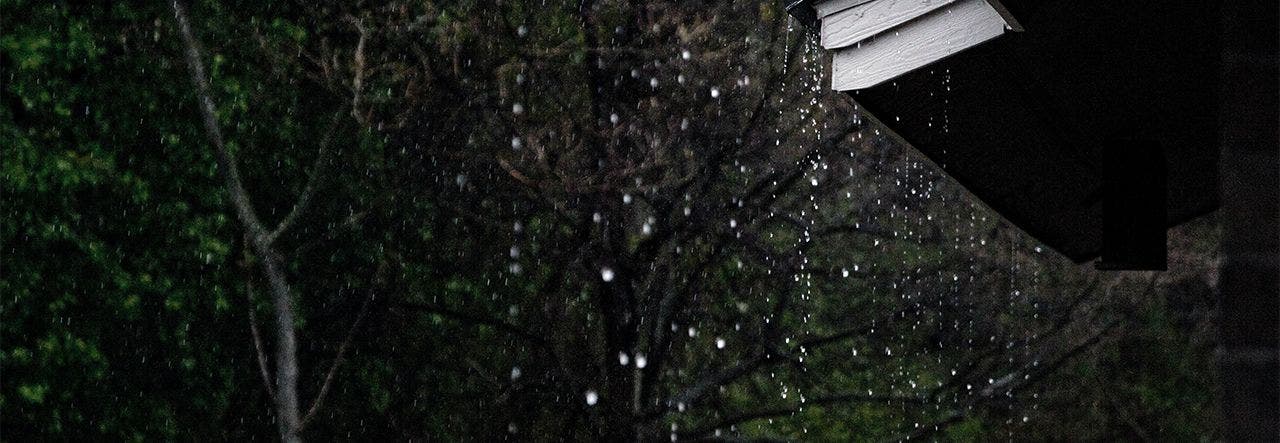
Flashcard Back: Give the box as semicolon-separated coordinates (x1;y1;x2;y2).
1217;1;1279;440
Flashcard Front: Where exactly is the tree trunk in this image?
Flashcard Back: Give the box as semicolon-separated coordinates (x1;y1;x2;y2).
258;247;302;443
169;2;303;440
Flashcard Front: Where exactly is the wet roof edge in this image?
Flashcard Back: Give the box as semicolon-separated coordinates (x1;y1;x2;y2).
785;0;820;29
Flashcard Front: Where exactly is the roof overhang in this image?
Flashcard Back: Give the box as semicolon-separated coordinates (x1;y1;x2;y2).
789;0;1223;267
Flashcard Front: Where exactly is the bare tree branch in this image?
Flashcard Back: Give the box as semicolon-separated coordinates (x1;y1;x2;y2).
680;391;927;439
669;302;918;411
894;318;1123;442
669;351;782;408
345;15;369;125
300;262;382;430
172;0;268;240
247;292;277;400
266;109;346;245
170;2;301;439
396;302;549;348
241;236;277;401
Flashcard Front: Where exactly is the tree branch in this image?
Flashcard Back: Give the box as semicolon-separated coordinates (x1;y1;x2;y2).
669;302;917;412
299;264;381;430
171;2;302;439
247;293;276;400
241;238;276;401
345;15;369;124
680;392;927;439
396;302;549;348
265;109;345;245
896;318;1122;442
669;350;781;408
171;0;268;240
